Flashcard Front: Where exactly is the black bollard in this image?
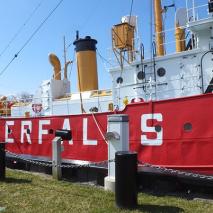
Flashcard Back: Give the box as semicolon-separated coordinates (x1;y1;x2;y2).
115;151;138;209
0;142;6;180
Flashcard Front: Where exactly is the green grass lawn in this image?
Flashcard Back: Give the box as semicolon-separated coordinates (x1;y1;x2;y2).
0;169;212;213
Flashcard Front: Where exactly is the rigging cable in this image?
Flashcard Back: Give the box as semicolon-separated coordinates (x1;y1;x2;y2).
0;0;45;59
68;52;75;80
79;0;104;32
173;0;177;12
0;0;64;77
65;0;104;48
97;48;113;67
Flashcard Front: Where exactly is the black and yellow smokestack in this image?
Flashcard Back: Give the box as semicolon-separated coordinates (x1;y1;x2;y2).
73;35;98;92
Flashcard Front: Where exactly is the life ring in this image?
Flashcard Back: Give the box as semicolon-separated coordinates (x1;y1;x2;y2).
131;97;144;103
32;103;43;113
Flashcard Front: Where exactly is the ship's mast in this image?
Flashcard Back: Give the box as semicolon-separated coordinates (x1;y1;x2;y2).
63;36;68;79
150;0;153;58
154;0;165;56
63;36;72;80
63;36;67;68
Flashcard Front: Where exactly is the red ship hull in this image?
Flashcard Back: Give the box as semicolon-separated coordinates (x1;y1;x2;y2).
1;93;213;175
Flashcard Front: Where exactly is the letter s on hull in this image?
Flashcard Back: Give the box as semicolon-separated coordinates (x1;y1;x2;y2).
141;113;163;146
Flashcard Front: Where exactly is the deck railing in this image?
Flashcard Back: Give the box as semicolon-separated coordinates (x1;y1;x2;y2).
186;1;209;22
108;1;211;68
0;89;113;117
1;79;212;118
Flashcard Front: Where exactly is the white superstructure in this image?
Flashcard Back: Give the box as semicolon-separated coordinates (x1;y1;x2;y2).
9;0;213;117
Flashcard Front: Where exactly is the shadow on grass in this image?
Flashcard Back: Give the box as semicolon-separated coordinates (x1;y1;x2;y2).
140;188;213;201
1;177;32;184
136;204;184;213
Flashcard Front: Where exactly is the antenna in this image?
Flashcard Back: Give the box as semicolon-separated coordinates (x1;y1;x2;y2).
63;36;67;66
76;30;79;40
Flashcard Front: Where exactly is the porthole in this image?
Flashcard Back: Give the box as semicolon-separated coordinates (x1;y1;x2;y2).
184;123;192;132
116;77;123;84
137;71;145;80
157;67;166;77
155;125;162;132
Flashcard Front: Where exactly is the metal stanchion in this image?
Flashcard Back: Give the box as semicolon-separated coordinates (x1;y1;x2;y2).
115;151;138;209
104;114;129;192
0;142;6;180
52;137;62;180
52;129;72;180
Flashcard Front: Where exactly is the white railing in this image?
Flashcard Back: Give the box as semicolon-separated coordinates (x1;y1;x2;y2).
1;79;212;118
186;1;209;22
107;1;210;69
108;25;194;66
144;24;191;58
0;89;113;118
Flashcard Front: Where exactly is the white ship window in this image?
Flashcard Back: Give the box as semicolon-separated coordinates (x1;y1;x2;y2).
137;71;145;80
116;77;123;84
183;123;192;132
157;67;166;77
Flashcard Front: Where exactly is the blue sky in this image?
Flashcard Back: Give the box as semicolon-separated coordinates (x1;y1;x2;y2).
0;0;205;95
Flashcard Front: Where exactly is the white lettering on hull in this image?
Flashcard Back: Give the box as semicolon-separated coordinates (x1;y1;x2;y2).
83;118;97;145
62;118;73;144
38;120;50;144
141;113;163;146
5;121;14;143
21;121;32;144
4;115;163;147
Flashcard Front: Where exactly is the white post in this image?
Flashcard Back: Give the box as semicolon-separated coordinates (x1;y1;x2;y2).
104;114;129;192
52;137;62;180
